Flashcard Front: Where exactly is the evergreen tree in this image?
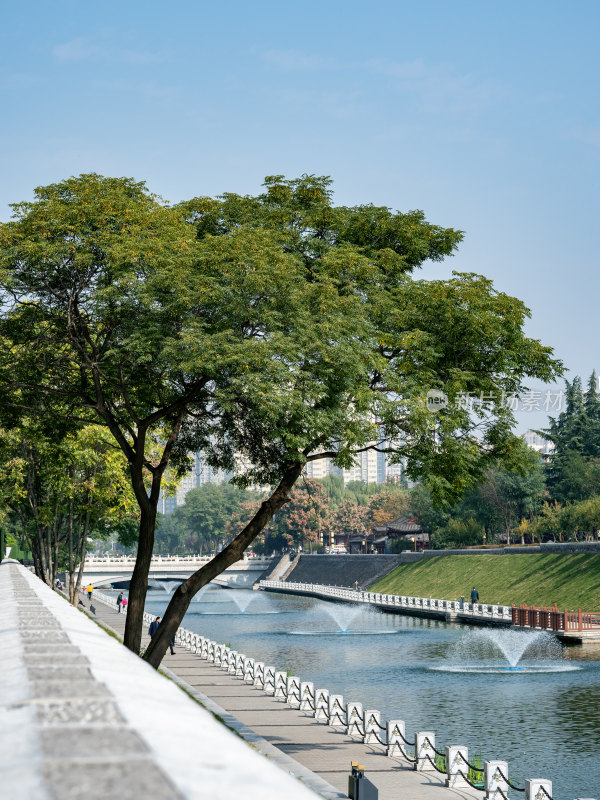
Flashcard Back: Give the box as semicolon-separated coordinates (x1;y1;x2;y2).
545;372;600;501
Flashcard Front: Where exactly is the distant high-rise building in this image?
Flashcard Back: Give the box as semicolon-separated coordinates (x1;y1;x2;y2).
160;450;233;513
342;447;379;484
304;444;380;484
304;455;342;481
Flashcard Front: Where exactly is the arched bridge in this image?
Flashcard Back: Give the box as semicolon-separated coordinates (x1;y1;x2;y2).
81;555;275;589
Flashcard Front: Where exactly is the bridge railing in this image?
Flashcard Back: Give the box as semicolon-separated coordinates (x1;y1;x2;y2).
84;554;272;567
512;604;600;632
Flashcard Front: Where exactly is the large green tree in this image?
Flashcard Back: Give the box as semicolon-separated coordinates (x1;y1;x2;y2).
0;173;561;666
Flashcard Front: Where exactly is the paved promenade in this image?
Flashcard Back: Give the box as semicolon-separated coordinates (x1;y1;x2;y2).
0;561;329;800
91;591;482;800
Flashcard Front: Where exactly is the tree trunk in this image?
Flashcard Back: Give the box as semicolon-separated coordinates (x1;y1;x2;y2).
51;512;60;587
144;461;303;669
74;518;87;601
38;524;50;585
68;493;75;604
123;502;157;653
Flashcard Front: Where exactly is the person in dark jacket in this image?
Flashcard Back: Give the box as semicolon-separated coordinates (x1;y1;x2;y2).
470;587;479;603
117;592;124;613
148;616;161;638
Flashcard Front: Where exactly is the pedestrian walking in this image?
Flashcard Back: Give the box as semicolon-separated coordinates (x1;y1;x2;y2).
87;583;93;601
470;586;479;603
148;616;161;638
116;592;123;612
121;596;128;612
170;635;176;655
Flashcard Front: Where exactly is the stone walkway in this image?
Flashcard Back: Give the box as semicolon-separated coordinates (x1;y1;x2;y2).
92;592;483;800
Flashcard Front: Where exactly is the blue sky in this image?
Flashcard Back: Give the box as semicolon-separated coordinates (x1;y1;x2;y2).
2;0;598;431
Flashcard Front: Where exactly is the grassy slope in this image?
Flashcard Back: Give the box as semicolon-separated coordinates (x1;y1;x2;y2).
370;554;600;610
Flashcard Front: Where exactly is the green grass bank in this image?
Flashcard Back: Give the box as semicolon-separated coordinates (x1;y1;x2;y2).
370;553;600;610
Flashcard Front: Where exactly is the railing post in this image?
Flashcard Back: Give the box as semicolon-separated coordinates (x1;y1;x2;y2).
315;688;330;722
328;695;346;728
274;670;287;699
579;608;583;632
387;720;408;758
264;665;276;695
299;681;315;713
414;732;436;771
484;760;509;800
525;779;552;800
226;650;236;673
253;662;265;689
286;676;301;708
346;702;363;737
235;653;245;676
363;710;383;745
243;657;255;683
445;746;469;788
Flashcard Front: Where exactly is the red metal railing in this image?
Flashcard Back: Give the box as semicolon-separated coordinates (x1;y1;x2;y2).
512;604;600;632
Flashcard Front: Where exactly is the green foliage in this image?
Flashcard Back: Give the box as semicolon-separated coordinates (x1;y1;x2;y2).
412;438;546;546
266;479;331;551
528;495;600;542
0;421;135;586
368;486;410;527
318;475;346;506
155;483;258;554
390;537;414;553
431;517;484;549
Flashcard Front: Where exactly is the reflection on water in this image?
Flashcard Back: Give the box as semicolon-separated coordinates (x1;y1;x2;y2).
140;585;600;799
554;685;600;751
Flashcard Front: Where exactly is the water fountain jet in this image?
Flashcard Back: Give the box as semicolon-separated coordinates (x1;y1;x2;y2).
229;591;257;613
438;628;575;674
318;602;365;632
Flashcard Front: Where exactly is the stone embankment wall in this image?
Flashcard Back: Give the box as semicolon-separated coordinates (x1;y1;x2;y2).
284;555;406;588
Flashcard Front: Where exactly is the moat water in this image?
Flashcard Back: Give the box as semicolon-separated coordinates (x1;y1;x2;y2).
139;586;600;799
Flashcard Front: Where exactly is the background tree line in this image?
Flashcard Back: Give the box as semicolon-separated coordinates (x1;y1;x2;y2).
158;375;600;555
155;476;411;555
413;373;600;548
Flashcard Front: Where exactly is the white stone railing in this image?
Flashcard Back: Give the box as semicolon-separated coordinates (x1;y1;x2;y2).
84;555;271;574
86;554;210;564
258;581;513;624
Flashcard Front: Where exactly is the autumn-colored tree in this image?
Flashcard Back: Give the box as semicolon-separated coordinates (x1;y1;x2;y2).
269;480;331;551
368;488;411;526
330;499;368;539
